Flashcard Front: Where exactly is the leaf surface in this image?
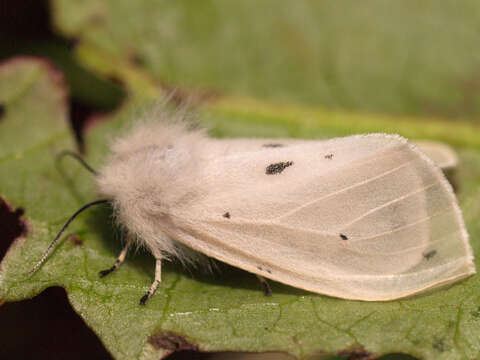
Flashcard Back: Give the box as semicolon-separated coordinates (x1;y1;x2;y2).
1;58;480;360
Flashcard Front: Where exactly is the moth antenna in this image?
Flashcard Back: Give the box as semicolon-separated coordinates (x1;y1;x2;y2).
28;199;110;275
57;150;98;175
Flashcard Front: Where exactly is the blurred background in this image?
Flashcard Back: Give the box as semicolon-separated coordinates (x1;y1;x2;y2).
1;0;479;359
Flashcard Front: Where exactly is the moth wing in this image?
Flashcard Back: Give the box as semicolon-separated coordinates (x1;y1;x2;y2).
208;137;458;171
168;134;474;300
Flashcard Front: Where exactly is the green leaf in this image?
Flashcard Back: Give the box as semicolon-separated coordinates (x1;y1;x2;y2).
51;0;480;120
1;58;480;360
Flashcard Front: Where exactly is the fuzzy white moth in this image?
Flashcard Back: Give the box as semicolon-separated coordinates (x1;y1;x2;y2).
31;121;476;304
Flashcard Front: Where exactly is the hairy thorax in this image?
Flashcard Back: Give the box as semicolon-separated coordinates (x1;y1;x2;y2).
96;122;208;255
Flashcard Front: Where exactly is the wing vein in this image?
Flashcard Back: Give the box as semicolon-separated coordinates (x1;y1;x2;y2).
275;158;416;221
351;225;461;256
351;207;455;242
338;181;438;232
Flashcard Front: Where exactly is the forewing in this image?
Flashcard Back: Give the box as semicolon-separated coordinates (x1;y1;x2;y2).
168;134;474;300
207;137;458;171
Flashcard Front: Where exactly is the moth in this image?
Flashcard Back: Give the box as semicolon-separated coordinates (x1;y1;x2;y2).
30;120;476;304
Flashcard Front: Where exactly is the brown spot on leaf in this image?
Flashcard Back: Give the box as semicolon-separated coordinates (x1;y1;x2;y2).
69;234;83;246
165;350;294;359
149;331;198;352
0;198;27;261
0;103;5;119
337;348;375;360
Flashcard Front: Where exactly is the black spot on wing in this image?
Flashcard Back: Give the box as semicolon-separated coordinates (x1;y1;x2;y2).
266;161;293;175
339;234;348;240
223;212;231;219
423;249;437;260
324;153;334;159
0;104;5;119
262;143;284;148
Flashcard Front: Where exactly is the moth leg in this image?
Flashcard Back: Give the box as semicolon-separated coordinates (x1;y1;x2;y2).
256;275;272;296
140;258;162;305
99;240;131;277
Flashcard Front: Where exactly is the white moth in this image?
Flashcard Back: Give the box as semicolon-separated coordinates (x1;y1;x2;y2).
31;120;476;304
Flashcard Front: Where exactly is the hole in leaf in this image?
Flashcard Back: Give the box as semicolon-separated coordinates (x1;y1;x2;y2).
0;198;27;261
0;287;112;359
